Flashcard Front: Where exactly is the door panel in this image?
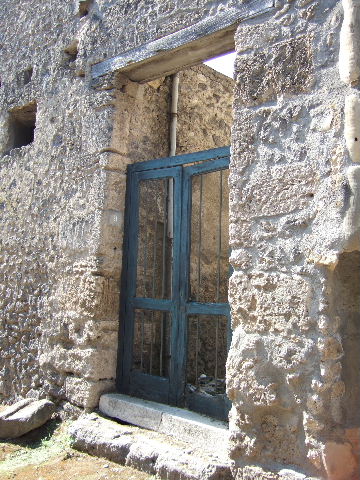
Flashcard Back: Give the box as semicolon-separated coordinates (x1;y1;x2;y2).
185;312;231;420
132;309;172;378
180;157;231;421
118;147;231;420
120;166;182;405
189;169;229;304
136;177;173;300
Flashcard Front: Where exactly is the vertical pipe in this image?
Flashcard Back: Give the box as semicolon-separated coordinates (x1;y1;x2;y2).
169;73;180;158
168;73;179;240
165;73;180;377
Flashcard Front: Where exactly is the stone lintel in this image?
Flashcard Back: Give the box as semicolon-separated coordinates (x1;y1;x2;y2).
91;0;274;82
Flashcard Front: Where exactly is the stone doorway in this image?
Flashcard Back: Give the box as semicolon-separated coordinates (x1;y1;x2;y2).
118;147;231;421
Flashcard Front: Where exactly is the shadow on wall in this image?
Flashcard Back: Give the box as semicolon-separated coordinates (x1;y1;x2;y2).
334;251;360;472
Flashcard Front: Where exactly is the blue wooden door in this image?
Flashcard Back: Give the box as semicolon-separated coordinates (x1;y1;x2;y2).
118;147;231;421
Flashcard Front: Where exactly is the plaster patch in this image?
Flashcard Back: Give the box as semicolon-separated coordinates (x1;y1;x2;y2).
339;0;360;85
343;165;360;251
344;94;360;163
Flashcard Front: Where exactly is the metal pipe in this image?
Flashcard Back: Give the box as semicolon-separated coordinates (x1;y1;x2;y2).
168;73;180;239
170;72;179;156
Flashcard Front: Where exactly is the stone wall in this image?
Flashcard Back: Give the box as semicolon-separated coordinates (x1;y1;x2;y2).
2;0;360;479
0;2;115;412
0;0;233;414
228;1;360;479
177;65;233;154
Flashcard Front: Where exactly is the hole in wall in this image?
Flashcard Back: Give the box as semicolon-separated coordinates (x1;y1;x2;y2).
8;102;37;149
78;0;93;17
23;67;33;85
64;40;79;65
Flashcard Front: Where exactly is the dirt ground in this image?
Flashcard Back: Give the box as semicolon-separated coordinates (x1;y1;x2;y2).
0;414;152;480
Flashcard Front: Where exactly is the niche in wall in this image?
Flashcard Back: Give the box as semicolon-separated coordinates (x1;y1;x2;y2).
8;101;37;149
78;0;93;17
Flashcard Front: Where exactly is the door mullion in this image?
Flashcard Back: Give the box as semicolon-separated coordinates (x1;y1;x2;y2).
175;167;192;406
168;166;184;405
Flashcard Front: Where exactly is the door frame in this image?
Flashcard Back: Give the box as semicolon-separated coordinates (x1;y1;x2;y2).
117;146;231;418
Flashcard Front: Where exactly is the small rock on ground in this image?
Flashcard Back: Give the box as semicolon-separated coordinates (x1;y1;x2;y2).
0;399;55;439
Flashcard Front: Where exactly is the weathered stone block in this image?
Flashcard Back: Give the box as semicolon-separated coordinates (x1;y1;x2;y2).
41;345;117;380
234;36;314;107
0;398;55;439
65;377;114;409
230;163;318;220
70;413;232;480
100;393;229;457
339;0;360;85
229;271;313;333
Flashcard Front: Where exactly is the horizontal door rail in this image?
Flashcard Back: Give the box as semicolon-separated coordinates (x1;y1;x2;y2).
185;301;230;316
129;146;230;173
131;297;174;311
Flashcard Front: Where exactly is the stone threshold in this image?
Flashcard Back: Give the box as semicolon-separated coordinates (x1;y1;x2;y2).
70;412;233;480
99;393;230;458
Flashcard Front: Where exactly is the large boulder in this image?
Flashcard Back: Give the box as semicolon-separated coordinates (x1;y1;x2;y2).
0;398;56;439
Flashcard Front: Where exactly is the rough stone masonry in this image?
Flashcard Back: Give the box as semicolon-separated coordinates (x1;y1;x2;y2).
0;1;359;480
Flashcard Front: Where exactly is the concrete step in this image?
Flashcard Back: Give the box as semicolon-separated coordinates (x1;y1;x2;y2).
99;393;229;459
70;412;233;480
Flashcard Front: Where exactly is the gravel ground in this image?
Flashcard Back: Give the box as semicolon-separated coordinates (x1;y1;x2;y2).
0;410;152;480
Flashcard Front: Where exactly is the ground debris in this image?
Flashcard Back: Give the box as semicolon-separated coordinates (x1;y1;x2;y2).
0;416;152;480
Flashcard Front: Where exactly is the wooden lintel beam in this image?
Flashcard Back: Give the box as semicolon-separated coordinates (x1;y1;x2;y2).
91;0;274;82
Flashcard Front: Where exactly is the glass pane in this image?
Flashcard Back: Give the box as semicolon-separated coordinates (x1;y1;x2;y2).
187;315;228;395
132;309;171;378
136;178;173;299
190;169;229;303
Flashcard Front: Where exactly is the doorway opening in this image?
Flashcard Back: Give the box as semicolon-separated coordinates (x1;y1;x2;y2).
116;54;234;422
